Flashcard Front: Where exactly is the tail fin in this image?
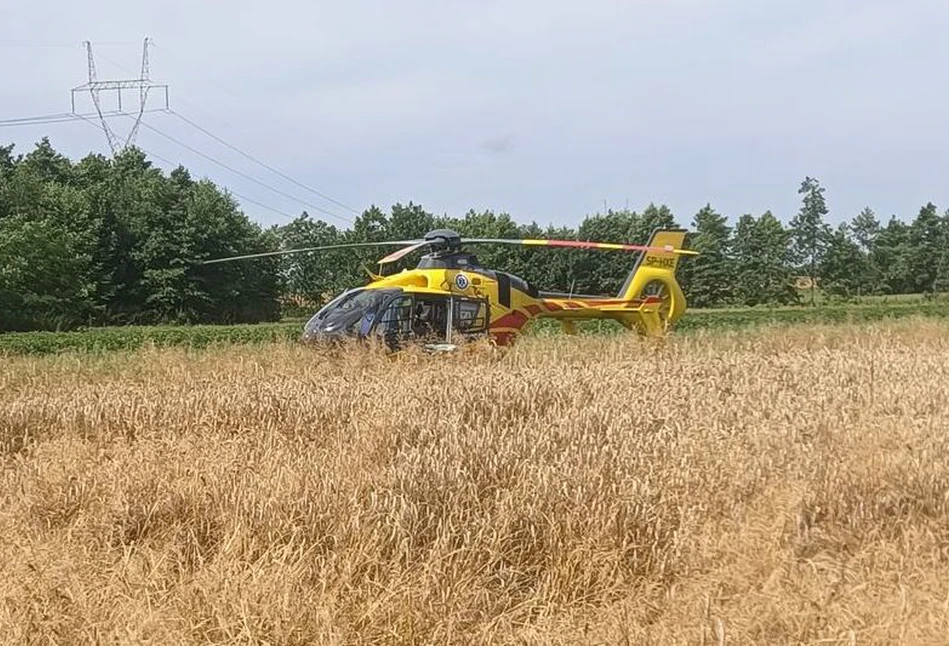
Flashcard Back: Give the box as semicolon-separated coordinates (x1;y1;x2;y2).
616;229;690;328
617;229;688;299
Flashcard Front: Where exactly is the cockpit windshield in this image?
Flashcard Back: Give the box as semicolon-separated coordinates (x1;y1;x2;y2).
303;288;399;339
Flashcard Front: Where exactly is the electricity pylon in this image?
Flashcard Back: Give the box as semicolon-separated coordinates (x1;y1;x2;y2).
71;37;169;154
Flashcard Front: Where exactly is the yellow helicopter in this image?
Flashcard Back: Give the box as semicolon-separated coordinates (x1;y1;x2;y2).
204;228;698;349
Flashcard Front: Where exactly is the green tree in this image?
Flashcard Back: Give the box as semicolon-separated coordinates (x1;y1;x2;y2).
185;180;281;323
631;203;678;243
873;216;913;295
851;206;880;252
733;211;797;306
820;224;869;299
0;143;15;172
375;203;436;276
387;202;434;240
789;177;831;305
350;205;389;242
0;140;281;330
574;209;637;295
848;207;883;295
677;204;733;307
0;214;94;331
276;214;346;309
907;202;944;294
519;222;577;292
448;209;521;281
0;143;20;220
936;209;949;294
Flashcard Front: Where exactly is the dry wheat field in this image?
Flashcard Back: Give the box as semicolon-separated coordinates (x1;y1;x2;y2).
1;320;949;645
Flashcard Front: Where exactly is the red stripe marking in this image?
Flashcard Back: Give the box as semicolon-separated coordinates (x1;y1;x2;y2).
545;239;649;252
492;310;529;330
525;304;542;316
539;296;662;309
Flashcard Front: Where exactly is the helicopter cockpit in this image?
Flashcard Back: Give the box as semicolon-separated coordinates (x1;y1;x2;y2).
302;288;398;340
302;287;489;348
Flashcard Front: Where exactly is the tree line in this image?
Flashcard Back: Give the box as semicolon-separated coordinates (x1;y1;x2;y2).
2;139;948;332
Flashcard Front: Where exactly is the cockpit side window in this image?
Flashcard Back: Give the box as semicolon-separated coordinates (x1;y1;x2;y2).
453;298;488;334
412;297;449;341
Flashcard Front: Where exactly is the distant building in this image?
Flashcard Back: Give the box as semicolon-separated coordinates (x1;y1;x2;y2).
794;276;819;290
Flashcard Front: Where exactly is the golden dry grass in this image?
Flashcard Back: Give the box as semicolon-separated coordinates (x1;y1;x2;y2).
2;320;949;645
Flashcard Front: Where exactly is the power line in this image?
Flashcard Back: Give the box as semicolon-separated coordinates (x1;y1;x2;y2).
148;152;300;220
143;148;300;219
0;109;165;128
0;41;77;48
167;109;360;215
135;118;353;225
0;116;88;127
95;50;245;138
73;113;301;221
96;45;359;218
3;108;333;223
0;111;77;124
219;190;300;221
0;40;136;47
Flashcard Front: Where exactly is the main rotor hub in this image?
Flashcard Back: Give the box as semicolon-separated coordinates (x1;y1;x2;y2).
423;228;462;252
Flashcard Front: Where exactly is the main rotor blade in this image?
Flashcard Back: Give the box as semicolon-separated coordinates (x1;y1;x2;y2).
377;240;433;264
460;238;700;255
202;240;423;265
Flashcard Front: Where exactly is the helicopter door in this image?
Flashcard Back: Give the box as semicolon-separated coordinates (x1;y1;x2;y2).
448;297;489;342
373;294;414;348
376;294;413;334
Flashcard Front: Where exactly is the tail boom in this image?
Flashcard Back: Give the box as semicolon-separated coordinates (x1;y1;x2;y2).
535;228;691;336
533;294;670;336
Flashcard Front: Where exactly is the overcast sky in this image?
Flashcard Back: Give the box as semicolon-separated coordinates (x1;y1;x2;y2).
2;0;948;232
